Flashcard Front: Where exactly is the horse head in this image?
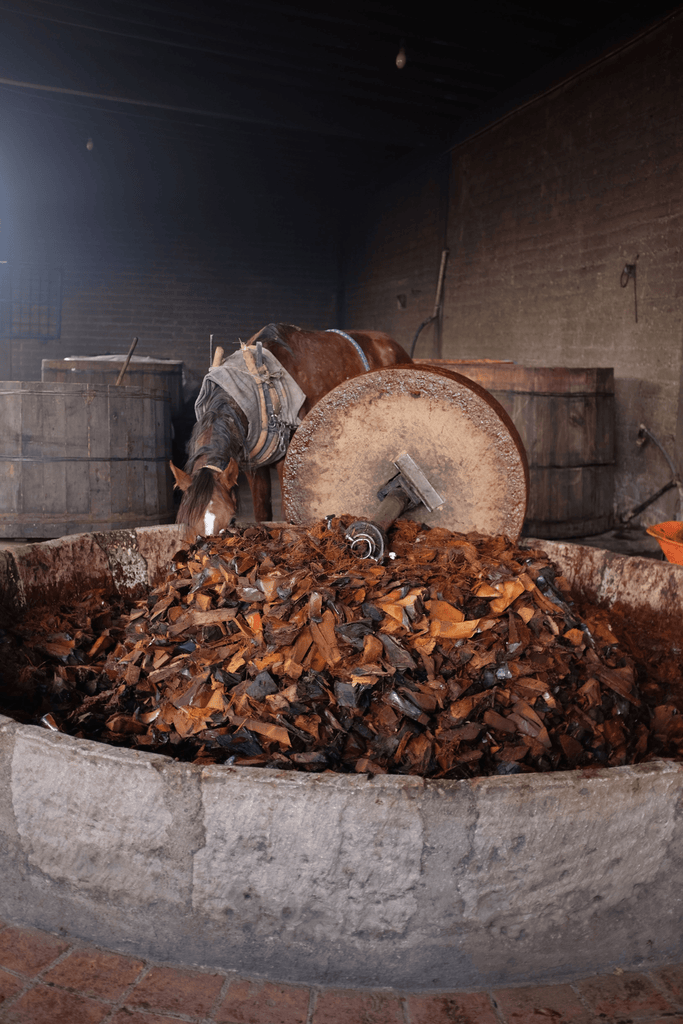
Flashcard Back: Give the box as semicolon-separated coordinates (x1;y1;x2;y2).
171;458;240;542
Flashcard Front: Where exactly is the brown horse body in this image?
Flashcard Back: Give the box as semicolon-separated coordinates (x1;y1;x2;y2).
171;323;411;537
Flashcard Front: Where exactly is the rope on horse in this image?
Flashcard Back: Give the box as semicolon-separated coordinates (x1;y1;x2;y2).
325;329;371;372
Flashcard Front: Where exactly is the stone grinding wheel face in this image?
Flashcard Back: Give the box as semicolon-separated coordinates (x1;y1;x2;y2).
282;366;529;541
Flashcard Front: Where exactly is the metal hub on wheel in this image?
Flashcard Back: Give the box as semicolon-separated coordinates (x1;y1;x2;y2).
282;364;529;544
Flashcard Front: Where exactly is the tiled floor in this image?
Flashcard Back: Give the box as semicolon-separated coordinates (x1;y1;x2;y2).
0;919;683;1023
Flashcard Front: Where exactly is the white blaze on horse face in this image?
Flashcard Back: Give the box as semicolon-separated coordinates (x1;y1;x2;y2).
204;503;217;536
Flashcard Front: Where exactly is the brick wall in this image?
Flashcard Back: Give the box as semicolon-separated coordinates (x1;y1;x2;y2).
0;118;341;392
344;11;683;526
343;159;449;360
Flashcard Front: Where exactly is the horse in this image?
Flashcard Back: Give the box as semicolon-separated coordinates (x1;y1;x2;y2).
170;323;412;539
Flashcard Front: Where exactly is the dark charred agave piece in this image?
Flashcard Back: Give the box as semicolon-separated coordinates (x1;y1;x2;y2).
296;671;327;701
378;634;416;671
245;672;278;700
335;620;374;650
383;690;428;725
361;602;383;622
334;679;373;709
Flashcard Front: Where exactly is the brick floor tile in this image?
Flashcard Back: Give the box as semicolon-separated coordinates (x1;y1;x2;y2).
311;988;404;1024
125;964;224;1017
215;977;310;1024
42;946;144;1002
405;990;499;1024
108;1012;193;1024
0;928;69;977
654;963;683;1003
575;971;675;1017
0;967;25;1006
493;983;594;1023
1;983;109;1023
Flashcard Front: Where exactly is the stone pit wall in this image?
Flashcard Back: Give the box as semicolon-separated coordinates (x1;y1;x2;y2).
0;526;682;989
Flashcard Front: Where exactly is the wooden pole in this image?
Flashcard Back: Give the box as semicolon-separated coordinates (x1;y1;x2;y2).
115;337;138;386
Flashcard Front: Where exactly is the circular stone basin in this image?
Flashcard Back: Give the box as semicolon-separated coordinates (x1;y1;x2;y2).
0;526;682;991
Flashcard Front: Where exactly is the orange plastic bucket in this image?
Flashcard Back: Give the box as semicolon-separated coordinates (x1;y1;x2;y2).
646;521;683;565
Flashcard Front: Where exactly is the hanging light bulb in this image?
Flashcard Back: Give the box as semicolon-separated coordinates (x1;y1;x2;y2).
396;40;407;69
86;137;94;151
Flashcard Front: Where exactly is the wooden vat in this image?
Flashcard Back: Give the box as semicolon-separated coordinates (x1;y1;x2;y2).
416;360;615;538
41;356;184;418
0;382;174;538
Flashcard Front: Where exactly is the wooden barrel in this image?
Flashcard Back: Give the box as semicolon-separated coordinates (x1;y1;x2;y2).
0;382;174;538
41;356;184;418
416;360;615;538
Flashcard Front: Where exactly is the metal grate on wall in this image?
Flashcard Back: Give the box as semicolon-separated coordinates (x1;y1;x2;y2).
0;264;62;340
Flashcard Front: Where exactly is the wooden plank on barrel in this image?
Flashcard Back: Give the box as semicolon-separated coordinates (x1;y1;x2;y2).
24;386;67;518
85;386;110;523
0;387;21;518
64;386;90;459
83;384;109;461
21;381;60;459
66;458;90;516
141;387;155;462
144;421;160;518
502;392;615;467
110;386;134;515
417;362;615;396
108;386;128;462
0;383;21;456
145;461;159;522
149;389;172;518
90;459;112;523
0;462;20;514
24;453;66;518
64;389;90;516
140;388;155;516
109;458;128;517
525;465;615;538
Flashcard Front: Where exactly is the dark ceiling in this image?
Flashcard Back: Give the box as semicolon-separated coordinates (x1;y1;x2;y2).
0;0;680;186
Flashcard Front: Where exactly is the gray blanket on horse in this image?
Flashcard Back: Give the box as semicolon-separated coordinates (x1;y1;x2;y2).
195;346;307;468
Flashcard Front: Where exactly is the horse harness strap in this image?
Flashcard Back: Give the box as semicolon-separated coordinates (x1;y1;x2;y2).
325;329;371;372
195;344;306;470
240;341;284;465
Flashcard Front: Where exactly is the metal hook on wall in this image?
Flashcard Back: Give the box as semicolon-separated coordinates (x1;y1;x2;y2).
409;248;449;357
620;424;683;523
620;254;639;322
